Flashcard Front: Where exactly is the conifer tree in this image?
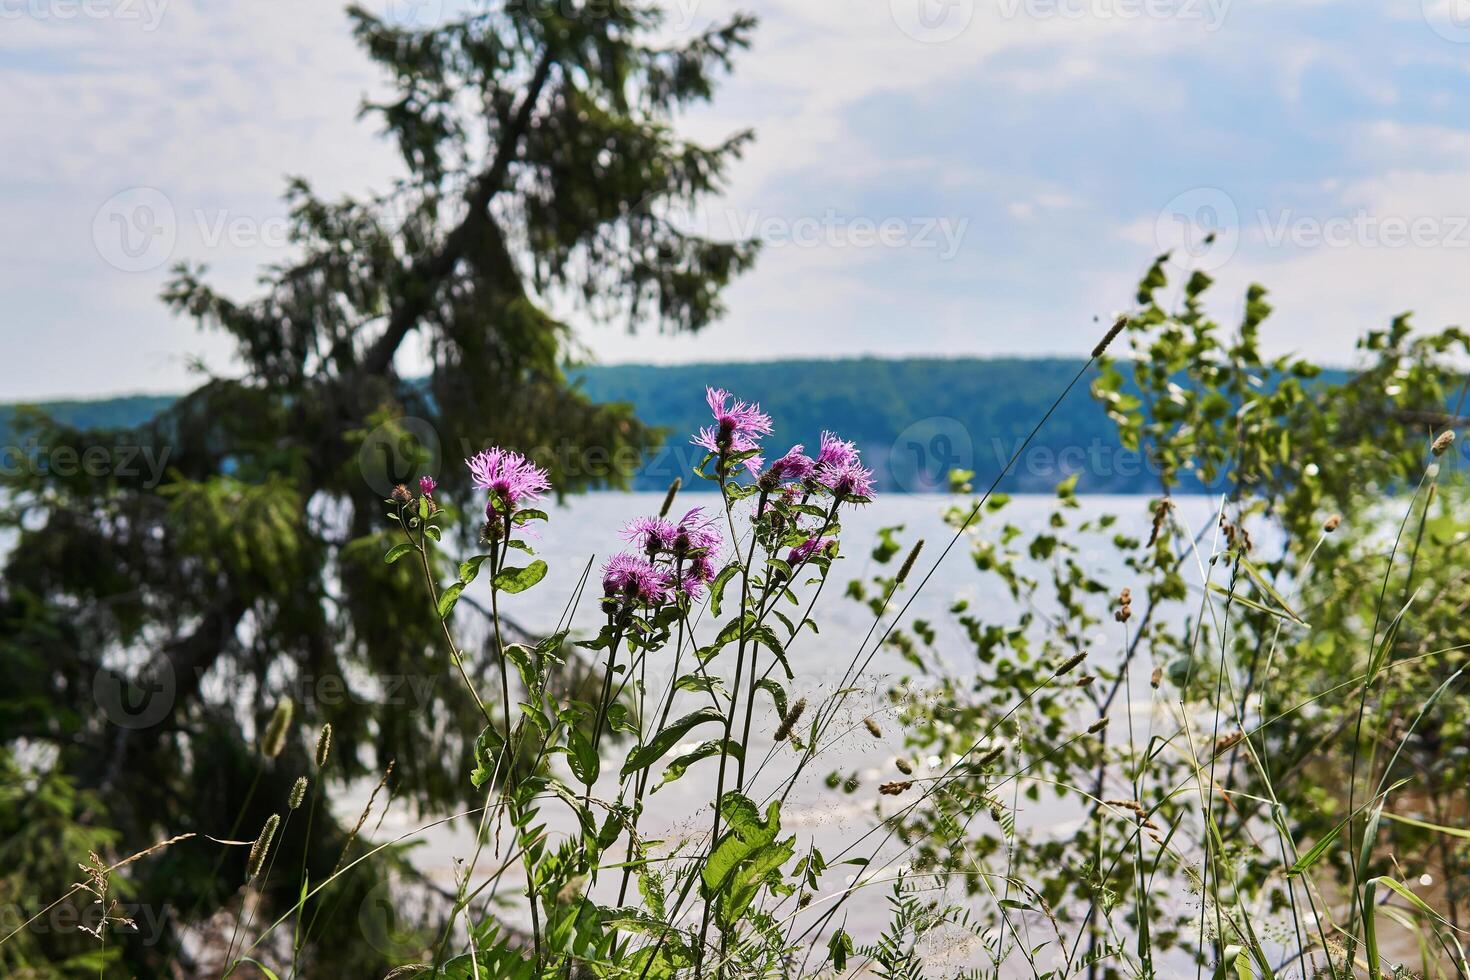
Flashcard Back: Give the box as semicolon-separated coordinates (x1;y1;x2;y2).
0;3;756;972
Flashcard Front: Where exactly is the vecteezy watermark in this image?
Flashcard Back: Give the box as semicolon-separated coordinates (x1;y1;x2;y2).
889;0;975;43
92;188;410;273
888;417;975;494
0;0;168;30
0;438;171;487
1422;0;1470;43
93;187;177;274
644;198;971;261
1154;187;1240;273
0;901;174;946
359;876;433;959
358;416;443;499
995;0;1229;30
93;660;176;730
1156;186;1470;272
1257;210;1470;250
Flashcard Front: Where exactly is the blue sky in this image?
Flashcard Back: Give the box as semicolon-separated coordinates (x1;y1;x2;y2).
6;0;1470;399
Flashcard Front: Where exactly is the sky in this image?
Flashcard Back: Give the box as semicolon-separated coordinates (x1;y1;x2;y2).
6;0;1470;400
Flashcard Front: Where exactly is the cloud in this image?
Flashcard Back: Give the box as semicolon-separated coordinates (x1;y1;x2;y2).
5;0;1470;398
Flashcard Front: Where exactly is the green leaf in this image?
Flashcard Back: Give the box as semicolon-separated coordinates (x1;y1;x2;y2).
438;581;465;619
750;626;793;679
709;563;740;617
1288;780;1408;875
1239;556;1308;625
567;726;599;786
1208;583;1308;627
384;542;414;564
459;554;491;584
701;794;795;925
1380;811;1470;839
621;707;725;777
654;739;742;792
494;560;548;594
470;725;505;789
828;928;853;972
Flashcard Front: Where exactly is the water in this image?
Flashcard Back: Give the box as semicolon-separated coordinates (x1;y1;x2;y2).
342;491;1234;971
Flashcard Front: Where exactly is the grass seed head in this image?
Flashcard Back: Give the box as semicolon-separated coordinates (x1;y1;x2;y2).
289;776;309;810
774;698;807;741
315;723;332;769
247;814;280;880
261;698;294;759
896;539;924;584
659;478;681;517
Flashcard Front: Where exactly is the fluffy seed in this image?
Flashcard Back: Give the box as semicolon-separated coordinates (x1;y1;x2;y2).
894;757;913;775
1432;430;1456;457
1324;514;1341;533
289;776;308;810
863;717;882;738
1150;666;1163;689
247;814;280;879
261;699;294;759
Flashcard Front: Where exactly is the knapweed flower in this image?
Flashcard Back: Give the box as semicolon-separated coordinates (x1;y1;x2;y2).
602;553;671;606
465;447;550;511
418;475;437;496
763;445;815;486
692;387;771;476
693;427;764;475
706;387;772;440
676;552;719;599
788;536;835;565
622;515;677;556
671;506;722;556
819;460;876;502
816;430;859;470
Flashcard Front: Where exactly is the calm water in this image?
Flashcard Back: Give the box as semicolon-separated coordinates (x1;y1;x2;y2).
340;492;1234;970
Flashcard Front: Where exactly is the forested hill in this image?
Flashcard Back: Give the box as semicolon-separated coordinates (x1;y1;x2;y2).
572;358;1151;493
3;359;1209;494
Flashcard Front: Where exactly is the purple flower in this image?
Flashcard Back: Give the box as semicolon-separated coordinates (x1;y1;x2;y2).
816;431;859;469
706;387;772;439
465;447;550;510
765;445;815;483
693;426;765;475
788;537;836;565
621;515;677;555
672;506;722;556
602;553;671;605
692;388;771;476
820;461;876;502
418;475;437;496
676;553;719;599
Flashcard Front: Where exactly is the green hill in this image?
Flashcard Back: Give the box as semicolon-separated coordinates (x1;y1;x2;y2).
0;359;1192;494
